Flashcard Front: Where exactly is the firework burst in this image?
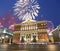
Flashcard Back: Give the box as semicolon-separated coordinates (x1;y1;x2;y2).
14;0;40;20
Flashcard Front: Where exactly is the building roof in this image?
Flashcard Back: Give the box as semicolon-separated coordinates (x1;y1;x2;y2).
57;25;60;30
0;27;13;36
22;20;36;23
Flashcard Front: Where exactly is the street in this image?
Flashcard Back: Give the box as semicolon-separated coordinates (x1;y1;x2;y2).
0;44;60;51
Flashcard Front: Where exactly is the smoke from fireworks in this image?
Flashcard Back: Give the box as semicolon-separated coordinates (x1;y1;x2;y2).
14;0;40;20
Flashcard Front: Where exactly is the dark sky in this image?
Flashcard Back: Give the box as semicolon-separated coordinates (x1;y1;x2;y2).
0;0;60;28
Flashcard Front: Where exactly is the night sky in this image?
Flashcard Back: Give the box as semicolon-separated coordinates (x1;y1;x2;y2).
0;0;60;28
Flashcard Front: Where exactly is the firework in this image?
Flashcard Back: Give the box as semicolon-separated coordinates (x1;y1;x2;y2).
14;0;40;20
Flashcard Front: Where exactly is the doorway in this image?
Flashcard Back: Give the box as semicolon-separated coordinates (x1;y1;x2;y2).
26;34;31;43
32;36;37;42
21;36;25;43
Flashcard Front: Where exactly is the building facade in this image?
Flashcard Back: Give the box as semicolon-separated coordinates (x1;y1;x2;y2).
0;27;13;44
13;20;49;43
52;25;60;42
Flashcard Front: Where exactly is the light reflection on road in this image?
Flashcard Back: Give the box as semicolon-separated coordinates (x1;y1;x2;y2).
0;44;60;51
47;45;57;51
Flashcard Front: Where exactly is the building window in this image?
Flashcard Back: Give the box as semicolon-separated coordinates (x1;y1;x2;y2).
36;26;37;29
26;34;31;38
24;26;26;30
21;28;22;31
30;26;32;30
26;26;28;30
29;25;31;30
22;27;24;30
33;33;36;36
41;24;43;25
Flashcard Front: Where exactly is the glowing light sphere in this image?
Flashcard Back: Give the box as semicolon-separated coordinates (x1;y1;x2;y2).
14;0;40;20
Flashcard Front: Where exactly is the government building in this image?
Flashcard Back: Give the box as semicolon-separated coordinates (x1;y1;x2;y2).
13;20;50;43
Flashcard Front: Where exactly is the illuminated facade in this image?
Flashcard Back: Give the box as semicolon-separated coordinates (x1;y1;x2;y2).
13;20;49;43
52;25;60;42
0;27;13;44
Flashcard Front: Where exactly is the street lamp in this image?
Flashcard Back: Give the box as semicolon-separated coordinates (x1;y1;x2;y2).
5;35;8;38
1;36;4;39
49;32;53;36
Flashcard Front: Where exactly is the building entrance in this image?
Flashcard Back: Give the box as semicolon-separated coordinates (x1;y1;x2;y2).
21;36;25;43
32;36;37;42
26;34;31;43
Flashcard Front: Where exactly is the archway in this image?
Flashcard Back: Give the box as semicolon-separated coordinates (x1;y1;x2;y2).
32;36;37;42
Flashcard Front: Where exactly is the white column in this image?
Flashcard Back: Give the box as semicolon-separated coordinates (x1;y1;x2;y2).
2;38;5;44
25;26;26;30
9;38;12;44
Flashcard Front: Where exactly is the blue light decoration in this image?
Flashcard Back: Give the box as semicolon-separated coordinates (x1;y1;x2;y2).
13;0;40;20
